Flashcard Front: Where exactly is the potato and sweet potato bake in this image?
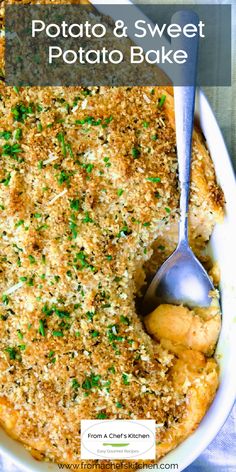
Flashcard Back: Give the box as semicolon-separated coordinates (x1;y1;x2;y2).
0;82;224;467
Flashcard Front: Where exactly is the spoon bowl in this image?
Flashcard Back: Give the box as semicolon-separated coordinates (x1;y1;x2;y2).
143;242;214;315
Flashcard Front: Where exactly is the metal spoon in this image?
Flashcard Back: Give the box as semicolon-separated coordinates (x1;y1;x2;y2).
143;11;214;315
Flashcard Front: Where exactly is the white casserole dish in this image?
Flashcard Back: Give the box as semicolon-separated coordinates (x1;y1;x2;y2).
0;87;235;472
1;4;236;472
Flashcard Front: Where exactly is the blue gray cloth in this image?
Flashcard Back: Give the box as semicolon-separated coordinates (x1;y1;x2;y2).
185;403;236;472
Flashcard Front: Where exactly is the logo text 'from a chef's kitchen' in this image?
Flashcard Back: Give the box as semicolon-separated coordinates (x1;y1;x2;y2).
80;420;156;459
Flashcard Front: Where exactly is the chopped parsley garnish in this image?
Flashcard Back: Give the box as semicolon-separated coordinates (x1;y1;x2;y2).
74;251;94;271
90;373;101;387
36;228;46;239
57;132;66;157
117;189;124;197
0;131;12;140
42;304;70;320
131;147;141;159
27;278;34;287
71;378;80;390
122;373;130;385
146;177;161;183
158;94;166;108
69;214;78;239
82;378;91;390
2;143;22;158
104;115;113;125
0;173;11;186
104;156;111;168
70;199;80;211
39;319;45;337
82;373;101;390
14;128;22;141
75;115;112;127
57;170;71;186
2;294;9;305
5;347;18;360
120;315;130;325
48;350;56;363
15;219;24;227
19;344;26;351
53;307;70;319
52;331;64;337
158;245;165;251
11;103;33;123
82;163;94;174
17;257;21;267
96;412;107;419
82;212;93;223
142;121;149;128
90;330;99;338
75;116;101;126
108;366;116;374
86;311;94;321
165;207;171;214
117;226;132;238
116;402;123;408
17;330;23;340
81;89;92;97
28;255;36;264
107;325;124;343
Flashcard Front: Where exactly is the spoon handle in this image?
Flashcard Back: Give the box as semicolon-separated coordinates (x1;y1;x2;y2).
174;85;196;245
172;10;199;247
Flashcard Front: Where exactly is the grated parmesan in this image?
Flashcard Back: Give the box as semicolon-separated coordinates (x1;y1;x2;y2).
48;188;68;205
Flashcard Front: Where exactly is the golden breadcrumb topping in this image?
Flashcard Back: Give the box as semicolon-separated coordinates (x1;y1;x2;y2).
0;83;223;465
